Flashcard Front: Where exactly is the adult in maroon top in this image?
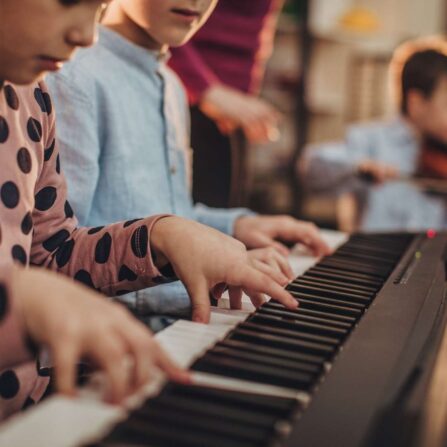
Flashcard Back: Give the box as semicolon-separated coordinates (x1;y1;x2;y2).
169;0;284;208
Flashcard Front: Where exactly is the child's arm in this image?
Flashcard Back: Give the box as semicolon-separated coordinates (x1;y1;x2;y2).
30;83;296;321
300;141;361;194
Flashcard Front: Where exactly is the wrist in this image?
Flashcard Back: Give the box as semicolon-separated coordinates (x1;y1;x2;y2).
150;217;173;269
233;215;255;239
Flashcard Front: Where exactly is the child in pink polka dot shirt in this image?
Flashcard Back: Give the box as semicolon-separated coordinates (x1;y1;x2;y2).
0;0;297;419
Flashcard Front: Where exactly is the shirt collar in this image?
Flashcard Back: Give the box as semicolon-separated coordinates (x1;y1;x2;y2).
98;25;170;74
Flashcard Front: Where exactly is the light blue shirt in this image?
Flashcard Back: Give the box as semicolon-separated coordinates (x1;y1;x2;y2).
302;117;447;231
46;26;252;315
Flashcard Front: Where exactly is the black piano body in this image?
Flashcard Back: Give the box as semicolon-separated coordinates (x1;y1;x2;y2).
92;231;447;447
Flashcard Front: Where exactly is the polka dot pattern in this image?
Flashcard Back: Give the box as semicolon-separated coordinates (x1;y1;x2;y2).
17;147;32;174
0;370;20;399
21;212;33;235
64;201;74;218
27;117;42;143
44;139;55;161
118;265;138;282
95;232;112;264
33;88;52;115
88;226;104;235
4;85;19;110
123;218;142;228
1;181;20;209
42;229;70;252
131;225;148;258
55;239;75;268
11;245;27;265
0;283;9;321
56;154;60;174
35;186;57;211
74;270;95;289
0;116;9;143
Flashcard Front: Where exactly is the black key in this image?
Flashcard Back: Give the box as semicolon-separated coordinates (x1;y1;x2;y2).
150;393;278;428
297;275;377;294
306;267;382;287
318;259;389;278
216;339;326;366
132;404;271;444
294;297;363;318
257;306;353;330
229;328;335;358
238;321;340;346
287;283;371;304
293;277;375;296
265;301;357;324
310;264;386;282
210;344;322;375
249;313;348;339
106;417;260;447
161;383;297;415
193;353;315;390
288;291;366;310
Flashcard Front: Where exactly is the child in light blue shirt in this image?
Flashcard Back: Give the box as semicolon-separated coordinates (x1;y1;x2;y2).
47;0;330;315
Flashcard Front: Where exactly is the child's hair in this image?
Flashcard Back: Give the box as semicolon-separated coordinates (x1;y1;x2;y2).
389;36;447;115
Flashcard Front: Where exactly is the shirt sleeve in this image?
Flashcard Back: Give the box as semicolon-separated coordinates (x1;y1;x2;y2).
300;141;359;195
193;203;256;236
0;265;33;370
169;44;221;105
30;83;176;296
300;123;379;195
45;71;100;226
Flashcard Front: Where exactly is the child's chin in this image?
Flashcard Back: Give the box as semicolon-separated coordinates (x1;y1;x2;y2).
4;69;43;86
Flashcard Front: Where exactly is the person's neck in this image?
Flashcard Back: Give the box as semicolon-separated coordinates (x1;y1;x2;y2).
101;3;168;55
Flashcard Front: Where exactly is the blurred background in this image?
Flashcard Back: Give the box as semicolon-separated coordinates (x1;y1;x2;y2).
246;0;447;229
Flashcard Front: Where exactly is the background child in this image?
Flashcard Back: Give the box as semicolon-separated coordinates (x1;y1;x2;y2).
0;0;296;418
301;37;447;232
47;0;330;316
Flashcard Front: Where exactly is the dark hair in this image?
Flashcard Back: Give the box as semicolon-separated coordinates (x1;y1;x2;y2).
400;49;447;114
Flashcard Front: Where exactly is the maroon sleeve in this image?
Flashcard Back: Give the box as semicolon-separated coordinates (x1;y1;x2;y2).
169;43;220;105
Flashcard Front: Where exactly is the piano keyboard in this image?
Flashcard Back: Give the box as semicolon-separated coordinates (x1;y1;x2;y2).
88;233;414;447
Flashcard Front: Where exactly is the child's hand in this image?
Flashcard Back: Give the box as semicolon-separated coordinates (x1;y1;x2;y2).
357;159;399;183
14;267;189;403
200;84;281;143
234;215;332;257
247;247;294;284
150;217;297;322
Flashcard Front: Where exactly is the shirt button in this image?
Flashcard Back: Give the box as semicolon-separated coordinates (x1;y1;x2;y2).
170;166;177;174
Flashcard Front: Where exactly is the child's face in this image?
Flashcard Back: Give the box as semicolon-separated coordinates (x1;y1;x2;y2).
120;0;218;49
0;0;107;85
410;76;447;143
